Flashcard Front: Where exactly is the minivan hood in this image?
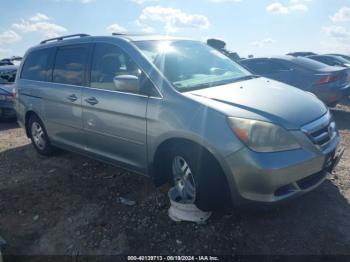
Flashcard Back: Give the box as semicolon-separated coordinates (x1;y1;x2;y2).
185;77;327;129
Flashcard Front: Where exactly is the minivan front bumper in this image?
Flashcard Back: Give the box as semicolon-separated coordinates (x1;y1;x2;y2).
225;143;342;204
223;111;342;204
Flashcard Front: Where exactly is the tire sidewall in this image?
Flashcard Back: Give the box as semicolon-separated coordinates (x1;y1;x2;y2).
28;115;52;156
168;143;230;211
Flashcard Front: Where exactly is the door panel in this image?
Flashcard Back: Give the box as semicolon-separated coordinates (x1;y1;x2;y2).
82;43;148;172
44;44;92;150
82;89;148;171
44;84;85;149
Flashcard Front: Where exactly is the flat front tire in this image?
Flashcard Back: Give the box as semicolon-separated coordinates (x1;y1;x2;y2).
168;143;231;211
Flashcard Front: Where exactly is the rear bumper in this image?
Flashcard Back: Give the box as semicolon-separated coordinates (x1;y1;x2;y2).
0;102;16;118
315;84;350;105
223;133;342;204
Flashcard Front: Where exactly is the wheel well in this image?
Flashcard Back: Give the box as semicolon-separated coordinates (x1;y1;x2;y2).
24;111;38;137
152;138;224;185
152;138;232;208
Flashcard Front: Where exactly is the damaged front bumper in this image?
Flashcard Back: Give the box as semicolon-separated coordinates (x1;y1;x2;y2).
224;141;344;204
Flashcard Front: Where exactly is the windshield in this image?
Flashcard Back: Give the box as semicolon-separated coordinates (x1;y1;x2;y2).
134;40;251;92
0;68;17;84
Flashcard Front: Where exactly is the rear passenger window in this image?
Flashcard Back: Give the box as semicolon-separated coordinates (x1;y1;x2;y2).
91;43;142;93
21;49;51;81
53;45;89;86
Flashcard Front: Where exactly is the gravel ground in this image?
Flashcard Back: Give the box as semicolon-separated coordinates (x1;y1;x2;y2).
0;99;349;259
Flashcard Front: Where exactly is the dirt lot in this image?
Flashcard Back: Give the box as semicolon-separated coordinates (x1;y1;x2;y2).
0;100;350;259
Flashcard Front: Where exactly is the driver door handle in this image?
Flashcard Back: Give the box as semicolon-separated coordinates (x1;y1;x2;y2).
66;94;78;102
85;97;99;105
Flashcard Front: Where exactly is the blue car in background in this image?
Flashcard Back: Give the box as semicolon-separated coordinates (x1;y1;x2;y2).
0;65;17;119
327;54;350;62
240;55;350;107
307;55;350;68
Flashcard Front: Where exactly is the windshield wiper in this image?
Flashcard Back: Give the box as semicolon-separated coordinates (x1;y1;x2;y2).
180;75;261;92
231;75;260;83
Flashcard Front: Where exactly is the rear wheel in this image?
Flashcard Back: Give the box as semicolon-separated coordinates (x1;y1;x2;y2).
28;115;53;156
167;143;231;211
327;102;338;108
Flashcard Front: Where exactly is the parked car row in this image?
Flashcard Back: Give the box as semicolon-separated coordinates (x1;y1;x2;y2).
0;65;17;119
240;55;350;107
0;56;22;66
308;55;350;68
206;39;350;107
13;33;344;211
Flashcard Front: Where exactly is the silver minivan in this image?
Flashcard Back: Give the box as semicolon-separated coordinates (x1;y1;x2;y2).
15;34;344;211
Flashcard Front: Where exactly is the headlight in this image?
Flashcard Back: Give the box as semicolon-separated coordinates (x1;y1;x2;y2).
227;117;300;153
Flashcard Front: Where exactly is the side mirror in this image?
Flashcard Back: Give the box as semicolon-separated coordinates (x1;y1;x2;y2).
113;75;139;93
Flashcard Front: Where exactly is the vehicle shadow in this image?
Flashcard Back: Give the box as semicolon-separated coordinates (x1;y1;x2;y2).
331;109;350;130
0;119;18;131
0;144;349;256
215;179;350;254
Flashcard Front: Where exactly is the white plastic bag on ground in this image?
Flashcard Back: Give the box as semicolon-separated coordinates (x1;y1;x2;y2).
168;187;211;223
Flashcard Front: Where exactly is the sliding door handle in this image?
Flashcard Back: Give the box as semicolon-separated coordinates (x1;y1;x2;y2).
66;94;78;102
85;97;99;105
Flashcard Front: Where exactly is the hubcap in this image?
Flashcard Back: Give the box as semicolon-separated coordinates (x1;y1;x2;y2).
31;122;46;150
172;156;196;203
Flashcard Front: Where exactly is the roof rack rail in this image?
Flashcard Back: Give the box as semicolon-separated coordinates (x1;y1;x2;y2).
40;34;90;44
112;32;127;36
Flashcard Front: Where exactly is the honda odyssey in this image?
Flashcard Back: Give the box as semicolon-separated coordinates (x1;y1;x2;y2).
15;34;344;211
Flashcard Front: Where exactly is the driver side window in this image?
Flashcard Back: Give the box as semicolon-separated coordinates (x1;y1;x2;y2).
91;43;142;94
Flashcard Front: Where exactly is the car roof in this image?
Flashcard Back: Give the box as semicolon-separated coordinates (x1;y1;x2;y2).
0;65;18;71
241;55;296;62
308;54;337;58
308;54;349;61
28;33;191;52
287;52;316;55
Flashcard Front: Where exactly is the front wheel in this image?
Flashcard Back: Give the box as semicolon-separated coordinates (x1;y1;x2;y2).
28;115;53;156
168;143;231;211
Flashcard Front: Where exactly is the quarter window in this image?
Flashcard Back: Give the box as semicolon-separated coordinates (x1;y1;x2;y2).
21;49;51;81
53;45;89;86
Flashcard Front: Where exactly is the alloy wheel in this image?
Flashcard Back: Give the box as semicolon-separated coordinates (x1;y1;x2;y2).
172;156;196;203
31;122;46;150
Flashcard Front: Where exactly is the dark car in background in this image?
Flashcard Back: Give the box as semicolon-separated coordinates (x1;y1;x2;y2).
287;52;317;57
328;54;350;61
0;56;23;67
240;56;350;107
0;59;14;66
0;65;17;119
307;55;350;68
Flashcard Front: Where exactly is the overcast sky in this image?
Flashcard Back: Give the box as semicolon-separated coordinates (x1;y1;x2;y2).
0;0;349;59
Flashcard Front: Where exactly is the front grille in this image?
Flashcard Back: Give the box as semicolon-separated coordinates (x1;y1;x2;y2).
302;112;337;149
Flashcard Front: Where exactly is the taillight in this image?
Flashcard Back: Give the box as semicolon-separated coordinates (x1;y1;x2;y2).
316;74;339;85
12;87;16;101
